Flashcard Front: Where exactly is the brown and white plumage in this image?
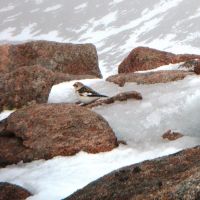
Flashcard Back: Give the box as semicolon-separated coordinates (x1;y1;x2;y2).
73;82;108;104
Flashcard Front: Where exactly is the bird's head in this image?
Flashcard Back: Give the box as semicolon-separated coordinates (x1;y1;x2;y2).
73;82;84;90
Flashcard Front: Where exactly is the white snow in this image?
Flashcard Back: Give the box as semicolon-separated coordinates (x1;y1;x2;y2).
96;11;118;27
0;27;16;40
1;75;200;199
135;62;188;73
110;0;124;5
0;110;15;121
0;26;63;43
43;5;62;13
74;3;88;11
48;79;105;104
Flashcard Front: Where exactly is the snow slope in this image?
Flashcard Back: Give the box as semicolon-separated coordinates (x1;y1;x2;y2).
0;0;200;77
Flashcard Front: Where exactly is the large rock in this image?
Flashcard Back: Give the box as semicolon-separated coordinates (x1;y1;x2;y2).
65;146;200;200
0;182;31;200
107;70;193;87
0;65;55;111
118;47;200;73
0;40;101;78
0;104;118;167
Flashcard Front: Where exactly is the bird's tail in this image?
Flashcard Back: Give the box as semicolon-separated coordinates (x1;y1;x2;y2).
98;94;108;97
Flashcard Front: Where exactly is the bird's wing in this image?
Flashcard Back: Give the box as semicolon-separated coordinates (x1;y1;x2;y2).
78;86;107;97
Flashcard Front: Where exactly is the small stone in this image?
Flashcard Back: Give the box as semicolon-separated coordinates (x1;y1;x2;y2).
162;129;184;141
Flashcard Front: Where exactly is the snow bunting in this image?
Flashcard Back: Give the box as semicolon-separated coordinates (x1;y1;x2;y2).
73;82;108;104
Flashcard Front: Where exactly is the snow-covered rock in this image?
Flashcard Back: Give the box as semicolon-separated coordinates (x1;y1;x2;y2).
118;46;200;74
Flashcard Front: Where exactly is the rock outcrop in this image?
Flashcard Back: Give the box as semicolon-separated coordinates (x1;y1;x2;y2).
107;70;193;86
65;146;200;200
0;65;96;111
0;40;101;78
0;65;55;111
118;47;200;73
0;104;118;167
0;182;31;200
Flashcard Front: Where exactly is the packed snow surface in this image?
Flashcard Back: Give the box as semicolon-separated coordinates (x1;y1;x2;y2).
1;75;200;200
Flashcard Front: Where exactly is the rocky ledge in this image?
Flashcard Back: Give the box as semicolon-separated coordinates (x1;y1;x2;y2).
118;46;200;73
107;70;193;86
65;146;200;200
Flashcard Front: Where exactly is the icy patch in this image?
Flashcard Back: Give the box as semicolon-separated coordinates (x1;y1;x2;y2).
49;76;200;147
48;76;200;144
93;76;200;145
43;5;62;12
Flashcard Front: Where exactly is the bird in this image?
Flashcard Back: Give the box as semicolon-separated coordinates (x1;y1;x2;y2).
73;82;108;104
